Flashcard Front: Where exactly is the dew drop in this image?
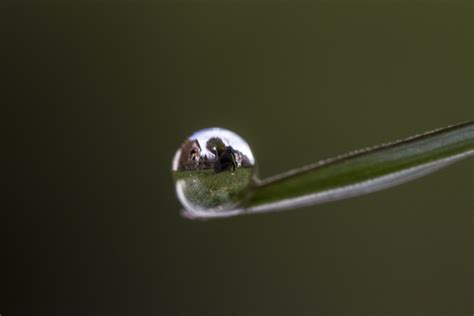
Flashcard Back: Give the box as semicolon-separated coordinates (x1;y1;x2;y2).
172;128;256;214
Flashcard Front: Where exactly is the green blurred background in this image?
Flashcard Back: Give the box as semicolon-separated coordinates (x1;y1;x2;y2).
2;1;473;315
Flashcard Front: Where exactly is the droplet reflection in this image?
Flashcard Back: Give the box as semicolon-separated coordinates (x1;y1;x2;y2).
172;128;256;214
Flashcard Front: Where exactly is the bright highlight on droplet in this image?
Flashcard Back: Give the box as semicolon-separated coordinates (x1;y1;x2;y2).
172;128;256;214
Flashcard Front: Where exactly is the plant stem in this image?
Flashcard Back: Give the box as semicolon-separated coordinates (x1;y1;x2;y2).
182;121;473;219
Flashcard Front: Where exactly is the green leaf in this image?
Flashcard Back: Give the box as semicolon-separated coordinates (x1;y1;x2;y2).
183;121;474;219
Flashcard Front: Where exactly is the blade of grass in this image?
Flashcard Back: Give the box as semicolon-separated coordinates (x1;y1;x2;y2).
182;121;473;219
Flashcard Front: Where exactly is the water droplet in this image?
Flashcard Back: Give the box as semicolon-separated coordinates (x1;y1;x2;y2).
172;128;256;214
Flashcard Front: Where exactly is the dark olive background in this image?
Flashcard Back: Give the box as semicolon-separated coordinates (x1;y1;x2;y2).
2;1;473;315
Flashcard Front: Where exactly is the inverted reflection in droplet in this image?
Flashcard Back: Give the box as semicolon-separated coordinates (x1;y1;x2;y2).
172;128;256;214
